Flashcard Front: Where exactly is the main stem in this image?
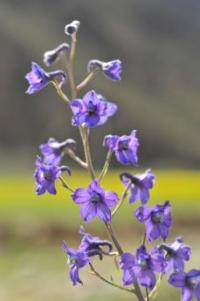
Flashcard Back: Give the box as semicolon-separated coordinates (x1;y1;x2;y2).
67;32;145;301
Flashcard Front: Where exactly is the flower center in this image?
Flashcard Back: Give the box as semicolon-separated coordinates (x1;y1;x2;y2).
151;211;163;224
138;259;148;269
118;141;129;150
43;170;52;181
67;256;77;265
186;276;200;289
90;192;102;203
87;101;97;115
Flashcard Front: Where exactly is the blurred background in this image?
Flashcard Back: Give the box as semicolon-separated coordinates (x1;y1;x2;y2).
0;0;200;300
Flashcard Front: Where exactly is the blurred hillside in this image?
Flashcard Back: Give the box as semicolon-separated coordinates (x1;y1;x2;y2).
0;0;200;168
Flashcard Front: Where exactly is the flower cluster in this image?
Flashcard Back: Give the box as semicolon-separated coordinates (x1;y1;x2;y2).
26;19;199;301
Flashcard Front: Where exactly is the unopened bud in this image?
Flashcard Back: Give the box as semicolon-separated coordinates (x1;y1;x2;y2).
43;43;69;67
64;20;80;36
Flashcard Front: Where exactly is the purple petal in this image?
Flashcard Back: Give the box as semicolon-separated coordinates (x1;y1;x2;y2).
80;202;97;222
72;188;90;204
104;191;119;207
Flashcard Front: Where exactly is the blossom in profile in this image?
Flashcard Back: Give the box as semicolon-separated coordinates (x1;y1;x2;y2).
63;242;90;286
25;62;66;94
134;201;172;242
168;269;200;301
70;90;117;128
103;130;139;165
120;245;163;289
34;157;70;195
43;43;69;66
79;226;112;259
40;137;76;165
88;59;122;81
72;180;119;222
120;169;155;204
152;237;191;273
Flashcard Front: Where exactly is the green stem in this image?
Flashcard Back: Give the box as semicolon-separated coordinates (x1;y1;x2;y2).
65;148;88;169
76;72;95;91
81;127;96;179
112;181;132;217
59;176;74;192
98;150;113;182
68;33;77;99
52;82;70;104
89;263;135;294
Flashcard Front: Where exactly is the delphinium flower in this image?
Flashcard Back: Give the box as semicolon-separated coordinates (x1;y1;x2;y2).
71;180;119;222
152;237;191;273
79;226;113;259
134;201;172;241
64;20;80;36
88;59;122;81
25;62;66;94
40;137;76;165
168;269;200;301
120;169;155;204
63;242;90;286
70;90;117;128
34;156;70;195
43;43;70;66
120;245;164;289
103;130;139;165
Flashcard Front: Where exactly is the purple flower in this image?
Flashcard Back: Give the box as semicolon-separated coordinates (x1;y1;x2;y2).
152;237;191;273
43;43;69;66
169;269;200;301
25;62;66;94
40;137;76;165
120;245;163;289
79;226;112;259
120;169;155;204
63;242;90;286
103;130;139;165
134;201;172;242
87;59;122;81
34;157;70;195
70;90;117;128
72;180;119;222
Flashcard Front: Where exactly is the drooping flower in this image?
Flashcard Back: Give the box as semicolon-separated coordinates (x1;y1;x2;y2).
134;201;172;242
87;59;122;81
71;180;119;222
25;62;66;94
152;237;191;273
70;90;117;128
40;137;76;165
168;269;200;301
43;43;69;66
120;245;163;289
34;156;70;195
103;130;139;165
120;169;155;204
79;226;112;259
63;242;90;286
64;20;80;36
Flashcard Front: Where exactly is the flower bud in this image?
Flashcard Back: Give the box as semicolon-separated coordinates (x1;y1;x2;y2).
64;20;80;36
87;59;103;73
43;43;69;67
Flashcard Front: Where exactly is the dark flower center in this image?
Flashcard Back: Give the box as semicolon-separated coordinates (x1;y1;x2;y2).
43;170;53;181
186;276;200;289
151;211;163;224
118;141;129;151
90;192;102;203
87;101;97;115
67;255;77;265
138;259;148;269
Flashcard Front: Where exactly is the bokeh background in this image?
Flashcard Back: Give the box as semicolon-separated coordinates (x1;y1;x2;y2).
0;0;200;300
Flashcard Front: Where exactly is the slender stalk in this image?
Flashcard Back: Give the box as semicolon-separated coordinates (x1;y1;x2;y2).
76;72;95;91
98;150;113;182
146;288;149;301
89;263;135;294
148;273;163;300
142;233;147;245
59;176;74;192
65;148;88;169
112;181;132;217
52;82;70;104
81;127;96;179
68;33;77;98
104;222;123;255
